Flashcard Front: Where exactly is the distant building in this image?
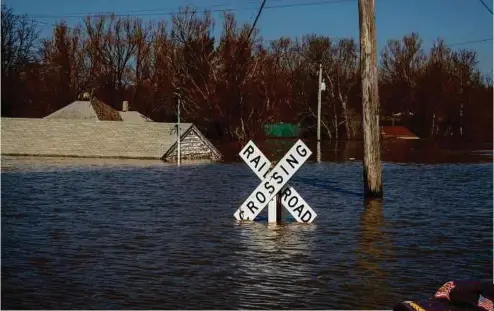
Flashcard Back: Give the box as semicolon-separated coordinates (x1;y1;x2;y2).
381;126;419;140
2;100;222;161
264;122;300;138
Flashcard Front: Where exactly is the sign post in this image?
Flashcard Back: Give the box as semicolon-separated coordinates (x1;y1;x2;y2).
177;96;181;167
235;139;317;223
267;197;278;223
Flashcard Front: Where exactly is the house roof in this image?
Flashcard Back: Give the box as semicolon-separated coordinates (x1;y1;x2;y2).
1;117;204;159
44;100;123;121
118;111;153;123
381;126;419;139
44;101;97;120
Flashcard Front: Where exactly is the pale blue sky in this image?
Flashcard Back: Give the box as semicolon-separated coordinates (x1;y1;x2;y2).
5;0;493;74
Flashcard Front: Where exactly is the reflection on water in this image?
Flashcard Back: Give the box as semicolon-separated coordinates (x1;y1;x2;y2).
218;139;493;164
1;142;492;309
317;141;321;163
233;222;318;309
354;199;395;305
359;199;387;274
1;155;214;172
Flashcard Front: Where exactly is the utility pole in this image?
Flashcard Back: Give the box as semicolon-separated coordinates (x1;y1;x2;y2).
317;63;323;141
359;0;382;198
176;92;181;167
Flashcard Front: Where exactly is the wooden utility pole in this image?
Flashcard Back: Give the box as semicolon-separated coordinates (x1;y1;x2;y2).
317;63;323;141
359;0;382;198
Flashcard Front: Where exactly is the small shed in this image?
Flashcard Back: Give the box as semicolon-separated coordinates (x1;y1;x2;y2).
264;123;300;138
381;126;419;140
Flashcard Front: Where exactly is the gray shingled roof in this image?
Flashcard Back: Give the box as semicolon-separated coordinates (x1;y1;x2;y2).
118;111;153;122
44;100;123;121
1;117;195;159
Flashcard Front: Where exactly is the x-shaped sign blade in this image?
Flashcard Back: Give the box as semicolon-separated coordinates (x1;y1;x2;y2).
234;140;317;223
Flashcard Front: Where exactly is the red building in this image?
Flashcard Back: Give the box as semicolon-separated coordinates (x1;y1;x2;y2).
381;126;419;139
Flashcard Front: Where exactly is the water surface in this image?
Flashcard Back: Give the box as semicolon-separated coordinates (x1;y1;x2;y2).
2;141;492;309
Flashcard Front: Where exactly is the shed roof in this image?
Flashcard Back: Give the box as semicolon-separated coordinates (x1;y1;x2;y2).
381;126;419;139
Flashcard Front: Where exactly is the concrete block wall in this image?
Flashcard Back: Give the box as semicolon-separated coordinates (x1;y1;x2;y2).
1;118;193;159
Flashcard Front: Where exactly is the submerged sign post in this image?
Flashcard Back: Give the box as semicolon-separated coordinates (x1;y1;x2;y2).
234;139;317;223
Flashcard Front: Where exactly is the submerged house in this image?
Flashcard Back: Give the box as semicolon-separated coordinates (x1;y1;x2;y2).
380;113;419;140
2;100;222;161
44;100;123;121
381;126;419;140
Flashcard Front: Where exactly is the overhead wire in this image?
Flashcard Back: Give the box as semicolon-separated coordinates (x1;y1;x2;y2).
22;0;491;51
20;0;490;113
27;0;355;19
28;1;245;17
447;37;493;47
478;0;493;15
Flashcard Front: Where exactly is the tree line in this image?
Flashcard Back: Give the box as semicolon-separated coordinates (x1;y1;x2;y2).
2;5;492;142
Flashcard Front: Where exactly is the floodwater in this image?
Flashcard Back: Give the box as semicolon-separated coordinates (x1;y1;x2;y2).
1;140;492;309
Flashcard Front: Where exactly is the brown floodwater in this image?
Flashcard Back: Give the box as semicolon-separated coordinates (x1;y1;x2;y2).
215;139;493;164
1;140;492;309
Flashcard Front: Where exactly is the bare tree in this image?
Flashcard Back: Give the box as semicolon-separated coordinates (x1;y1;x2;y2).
169;6;217;119
40;22;88;112
131;18;153;107
1;5;39;116
84;14;138;107
292;35;335;139
1;5;492;142
215;12;263;140
325;38;359;139
1;5;39;77
380;33;425;118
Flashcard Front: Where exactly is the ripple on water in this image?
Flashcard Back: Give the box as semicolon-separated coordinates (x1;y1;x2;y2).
1;157;492;309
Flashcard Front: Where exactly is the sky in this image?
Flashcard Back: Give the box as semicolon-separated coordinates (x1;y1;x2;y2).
5;0;493;75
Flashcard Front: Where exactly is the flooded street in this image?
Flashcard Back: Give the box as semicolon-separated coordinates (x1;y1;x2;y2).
1;140;492;309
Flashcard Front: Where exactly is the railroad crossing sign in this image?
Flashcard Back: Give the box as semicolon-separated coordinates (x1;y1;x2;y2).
234;139;317;223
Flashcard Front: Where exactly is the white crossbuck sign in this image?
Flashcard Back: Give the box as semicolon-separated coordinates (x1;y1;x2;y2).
234;139;317;223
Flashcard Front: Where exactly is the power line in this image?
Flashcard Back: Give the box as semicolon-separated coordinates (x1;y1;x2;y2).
32;20;49;25
27;0;355;19
478;0;493;15
28;0;260;18
25;0;492;50
447;37;493;47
